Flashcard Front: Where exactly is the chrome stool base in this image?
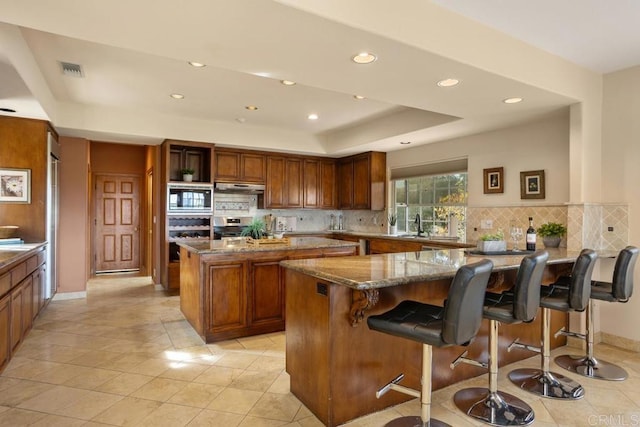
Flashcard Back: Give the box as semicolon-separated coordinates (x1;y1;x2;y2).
508;368;584;400
555;355;628;381
453;388;534;426
385;416;449;427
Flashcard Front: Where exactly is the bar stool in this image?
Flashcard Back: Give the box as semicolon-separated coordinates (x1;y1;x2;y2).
554;246;639;380
367;259;494;427
508;249;597;400
452;251;548;426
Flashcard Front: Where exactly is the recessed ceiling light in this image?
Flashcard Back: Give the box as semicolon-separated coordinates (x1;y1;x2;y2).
281;80;296;86
353;95;366;100
170;93;184;99
245;105;258;111
437;78;459;87
352;52;377;64
188;61;206;68
308;113;319;120
399;141;411;145
0;107;17;113
503;97;523;104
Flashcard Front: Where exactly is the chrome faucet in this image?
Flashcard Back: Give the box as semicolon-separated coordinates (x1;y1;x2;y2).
415;213;424;237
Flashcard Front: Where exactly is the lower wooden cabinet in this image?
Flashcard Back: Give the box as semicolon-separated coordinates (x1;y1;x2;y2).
0;245;47;373
181;244;357;343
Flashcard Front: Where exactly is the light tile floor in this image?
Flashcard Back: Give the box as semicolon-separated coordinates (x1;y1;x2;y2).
2;275;640;426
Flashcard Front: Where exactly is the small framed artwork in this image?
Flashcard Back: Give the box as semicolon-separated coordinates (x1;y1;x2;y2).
520;169;545;199
0;168;31;203
483;167;504;194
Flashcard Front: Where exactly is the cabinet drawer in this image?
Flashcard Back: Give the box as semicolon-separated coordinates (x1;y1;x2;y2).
26;255;39;275
11;262;27;287
0;273;9;297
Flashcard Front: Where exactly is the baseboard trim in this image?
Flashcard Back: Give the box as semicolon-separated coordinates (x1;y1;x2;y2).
53;291;87;301
601;332;640;353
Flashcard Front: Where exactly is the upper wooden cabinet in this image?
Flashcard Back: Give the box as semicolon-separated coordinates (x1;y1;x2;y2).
215;149;266;183
265;156;303;208
164;139;213;183
304;159;337;209
338;152;386;210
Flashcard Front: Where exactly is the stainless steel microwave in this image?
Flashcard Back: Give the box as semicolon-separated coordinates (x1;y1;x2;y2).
167;184;213;213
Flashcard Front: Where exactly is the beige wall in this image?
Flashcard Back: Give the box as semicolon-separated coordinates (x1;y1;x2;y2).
598;66;640;342
58;136;90;293
387;111;571;208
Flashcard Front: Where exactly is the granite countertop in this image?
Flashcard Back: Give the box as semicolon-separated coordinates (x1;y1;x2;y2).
283;230;474;248
281;248;583;290
177;236;358;254
0;242;47;271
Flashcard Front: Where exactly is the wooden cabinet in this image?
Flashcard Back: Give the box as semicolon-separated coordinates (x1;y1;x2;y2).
206;260;247;335
0;294;9;371
304;159;337;209
161;139;215;291
265;156;303;209
181;244;357;343
338;152;386;210
369;238;424;254
1;246;47;372
215;149;266;183
166;141;212;183
248;257;284;329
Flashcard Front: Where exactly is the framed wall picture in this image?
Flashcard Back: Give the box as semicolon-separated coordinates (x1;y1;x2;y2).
0;168;31;203
520;169;545;199
483;167;504;194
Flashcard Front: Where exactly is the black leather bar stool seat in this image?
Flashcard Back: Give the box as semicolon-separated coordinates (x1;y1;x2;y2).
453;251;548;426
509;249;597;400
368;259;494;427
555;246;639;380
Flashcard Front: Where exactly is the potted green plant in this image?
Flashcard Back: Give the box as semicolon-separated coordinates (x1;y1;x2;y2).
181;167;195;182
388;212;398;235
240;218;265;240
537;222;567;248
477;229;506;252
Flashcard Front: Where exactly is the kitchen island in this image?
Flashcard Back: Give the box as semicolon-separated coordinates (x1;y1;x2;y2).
178;237;358;343
281;248;578;426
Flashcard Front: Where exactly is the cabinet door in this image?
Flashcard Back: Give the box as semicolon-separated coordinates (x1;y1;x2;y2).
248;258;284;326
303;159;320;208
337;160;354;209
266;156;286;208
10;283;23;352
206;261;247;333
241;154;266;183
21;276;33;335
215;151;241;181
0;293;10;372
32;266;43;320
285;158;303;208
352;154;371;209
319;160;337;209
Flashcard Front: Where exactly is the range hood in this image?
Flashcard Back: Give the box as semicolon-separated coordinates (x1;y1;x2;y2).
215;182;265;194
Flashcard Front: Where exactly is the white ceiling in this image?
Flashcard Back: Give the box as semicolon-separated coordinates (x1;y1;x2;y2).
0;0;638;155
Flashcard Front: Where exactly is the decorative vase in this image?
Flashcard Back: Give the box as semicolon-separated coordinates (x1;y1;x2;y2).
182;174;193;182
390;225;398;235
543;236;561;248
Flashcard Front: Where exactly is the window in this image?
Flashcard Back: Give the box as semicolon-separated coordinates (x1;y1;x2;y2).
393;173;467;239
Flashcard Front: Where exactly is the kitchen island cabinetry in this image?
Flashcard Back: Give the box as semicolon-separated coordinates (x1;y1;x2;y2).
178;237;358;343
214;148;266;183
281;249;575;426
338;151;386;210
0;243;47;372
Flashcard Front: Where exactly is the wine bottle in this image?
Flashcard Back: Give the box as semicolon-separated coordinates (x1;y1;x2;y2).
526;217;536;251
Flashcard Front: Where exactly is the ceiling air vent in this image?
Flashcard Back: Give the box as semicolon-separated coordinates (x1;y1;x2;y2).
59;61;84;77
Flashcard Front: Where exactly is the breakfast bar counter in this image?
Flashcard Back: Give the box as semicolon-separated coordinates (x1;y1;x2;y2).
280;248;578;426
